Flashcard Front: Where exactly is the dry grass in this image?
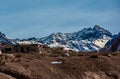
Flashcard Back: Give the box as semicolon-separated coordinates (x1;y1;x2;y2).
0;51;120;79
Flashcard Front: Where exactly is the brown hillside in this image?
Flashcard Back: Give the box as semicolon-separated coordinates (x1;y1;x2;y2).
0;52;120;79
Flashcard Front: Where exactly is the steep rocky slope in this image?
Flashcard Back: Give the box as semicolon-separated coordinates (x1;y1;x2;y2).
104;32;120;52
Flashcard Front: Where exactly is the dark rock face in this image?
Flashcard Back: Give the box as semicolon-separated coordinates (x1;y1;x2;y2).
104;33;120;52
109;37;120;52
105;33;120;48
93;25;112;38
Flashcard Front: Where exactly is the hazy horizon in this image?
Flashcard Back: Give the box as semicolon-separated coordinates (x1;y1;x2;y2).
0;0;120;39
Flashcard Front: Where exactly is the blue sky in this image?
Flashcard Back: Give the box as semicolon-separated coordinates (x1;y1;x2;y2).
0;0;120;39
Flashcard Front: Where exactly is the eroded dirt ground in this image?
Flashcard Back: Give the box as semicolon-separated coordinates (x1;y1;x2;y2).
0;53;120;79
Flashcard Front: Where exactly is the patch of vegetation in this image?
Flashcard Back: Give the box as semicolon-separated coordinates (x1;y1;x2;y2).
14;59;21;62
89;55;98;58
24;64;30;68
111;52;120;56
15;53;23;58
0;55;6;65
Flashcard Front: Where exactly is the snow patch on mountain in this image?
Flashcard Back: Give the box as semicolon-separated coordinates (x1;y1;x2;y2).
93;35;111;48
16;40;41;45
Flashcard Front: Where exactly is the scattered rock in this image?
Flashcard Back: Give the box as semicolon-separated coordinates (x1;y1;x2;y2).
64;53;70;57
89;55;98;58
107;54;112;57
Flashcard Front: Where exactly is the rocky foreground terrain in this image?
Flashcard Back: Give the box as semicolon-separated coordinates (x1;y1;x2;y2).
0;52;120;79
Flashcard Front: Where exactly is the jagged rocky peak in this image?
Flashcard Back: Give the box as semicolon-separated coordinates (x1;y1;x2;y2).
40;25;112;42
93;25;102;30
37;25;112;52
74;25;112;40
93;25;112;37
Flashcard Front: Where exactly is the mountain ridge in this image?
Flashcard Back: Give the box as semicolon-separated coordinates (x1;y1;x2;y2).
1;25;118;52
21;25;112;52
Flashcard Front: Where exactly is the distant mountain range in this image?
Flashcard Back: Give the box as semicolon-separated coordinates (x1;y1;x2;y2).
15;25;113;52
0;25;119;52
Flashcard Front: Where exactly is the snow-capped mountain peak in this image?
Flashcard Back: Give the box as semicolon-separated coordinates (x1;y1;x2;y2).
93;25;112;37
38;25;112;52
14;25;113;52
